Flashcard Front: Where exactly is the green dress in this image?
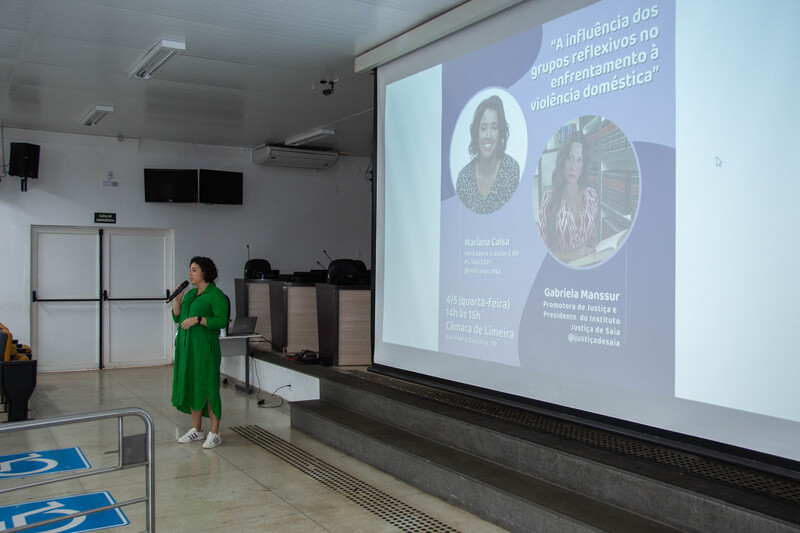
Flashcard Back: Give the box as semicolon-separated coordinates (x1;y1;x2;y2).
171;282;229;419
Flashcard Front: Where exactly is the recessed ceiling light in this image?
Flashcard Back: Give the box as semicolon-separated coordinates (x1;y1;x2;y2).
130;39;185;79
80;105;114;126
285;128;335;147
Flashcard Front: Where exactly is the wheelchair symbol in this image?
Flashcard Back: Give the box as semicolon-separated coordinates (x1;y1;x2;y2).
0;454;59;477
1;500;84;533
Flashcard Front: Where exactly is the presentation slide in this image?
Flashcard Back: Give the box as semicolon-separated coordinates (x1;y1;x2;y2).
376;0;800;464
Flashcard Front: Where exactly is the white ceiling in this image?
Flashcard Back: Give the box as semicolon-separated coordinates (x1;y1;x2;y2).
0;0;470;157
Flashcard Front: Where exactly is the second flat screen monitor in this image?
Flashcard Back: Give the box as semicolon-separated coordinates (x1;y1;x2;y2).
199;169;243;205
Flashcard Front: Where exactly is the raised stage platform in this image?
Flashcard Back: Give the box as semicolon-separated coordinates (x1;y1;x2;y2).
224;351;800;533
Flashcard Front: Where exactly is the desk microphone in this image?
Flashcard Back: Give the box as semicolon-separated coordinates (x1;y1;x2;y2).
166;280;189;304
316;261;327;269
323;249;333;262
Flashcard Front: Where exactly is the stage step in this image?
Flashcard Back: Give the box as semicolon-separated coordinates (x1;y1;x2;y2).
292;399;680;533
289;370;800;533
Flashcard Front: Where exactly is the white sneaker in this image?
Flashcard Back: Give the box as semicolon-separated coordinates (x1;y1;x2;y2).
178;428;205;444
203;431;222;449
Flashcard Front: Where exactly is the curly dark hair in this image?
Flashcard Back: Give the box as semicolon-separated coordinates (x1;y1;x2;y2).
191;256;218;283
468;95;509;159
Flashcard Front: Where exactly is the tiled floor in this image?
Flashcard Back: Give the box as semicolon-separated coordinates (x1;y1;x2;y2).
2;366;508;532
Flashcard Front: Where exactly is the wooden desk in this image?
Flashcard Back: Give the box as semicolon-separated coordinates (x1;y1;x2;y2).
235;279;273;348
267;280;319;354
316;283;371;365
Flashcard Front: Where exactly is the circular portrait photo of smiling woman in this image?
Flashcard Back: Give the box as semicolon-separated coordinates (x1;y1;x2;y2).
450;89;527;214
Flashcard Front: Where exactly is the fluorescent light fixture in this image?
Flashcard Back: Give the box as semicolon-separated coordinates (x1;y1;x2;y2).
80;105;114;126
285;128;335;147
129;39;185;79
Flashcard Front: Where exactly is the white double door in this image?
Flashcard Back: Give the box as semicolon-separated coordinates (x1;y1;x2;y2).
31;226;175;371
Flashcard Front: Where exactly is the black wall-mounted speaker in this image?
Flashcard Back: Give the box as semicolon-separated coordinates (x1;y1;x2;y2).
9;142;41;179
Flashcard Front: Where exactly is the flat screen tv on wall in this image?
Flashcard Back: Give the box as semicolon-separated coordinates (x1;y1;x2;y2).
198;169;243;205
144;168;198;203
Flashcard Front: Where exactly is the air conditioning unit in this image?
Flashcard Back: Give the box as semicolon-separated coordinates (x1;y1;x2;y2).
251;145;339;169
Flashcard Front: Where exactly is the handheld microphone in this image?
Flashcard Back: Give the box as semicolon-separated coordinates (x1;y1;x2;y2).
323;249;333;262
166;280;189;304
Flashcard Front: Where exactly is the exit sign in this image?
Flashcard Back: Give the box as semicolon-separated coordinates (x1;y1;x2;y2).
94;212;116;224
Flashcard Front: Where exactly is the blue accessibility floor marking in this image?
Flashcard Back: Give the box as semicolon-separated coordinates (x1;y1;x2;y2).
0;448;90;479
0;491;129;533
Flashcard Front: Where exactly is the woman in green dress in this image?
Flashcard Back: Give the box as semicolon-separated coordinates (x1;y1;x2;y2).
171;256;229;449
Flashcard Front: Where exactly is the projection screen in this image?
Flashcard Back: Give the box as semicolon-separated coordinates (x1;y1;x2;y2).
374;0;800;466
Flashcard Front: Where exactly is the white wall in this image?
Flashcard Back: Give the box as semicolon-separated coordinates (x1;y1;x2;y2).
0;128;373;343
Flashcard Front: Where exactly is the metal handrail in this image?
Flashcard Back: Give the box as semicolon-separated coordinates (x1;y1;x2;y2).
0;407;155;532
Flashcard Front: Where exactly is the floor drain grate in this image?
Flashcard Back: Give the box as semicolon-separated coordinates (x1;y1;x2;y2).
232;425;460;533
342;369;800;505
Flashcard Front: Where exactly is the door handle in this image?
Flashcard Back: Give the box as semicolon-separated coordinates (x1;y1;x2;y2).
32;290;99;303
101;290;166;302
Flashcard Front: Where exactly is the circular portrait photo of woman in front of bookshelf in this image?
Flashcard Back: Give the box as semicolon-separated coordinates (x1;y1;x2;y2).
533;116;640;267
